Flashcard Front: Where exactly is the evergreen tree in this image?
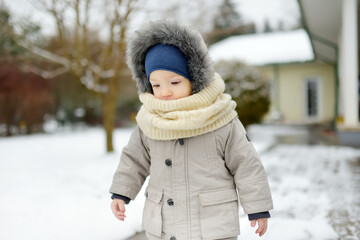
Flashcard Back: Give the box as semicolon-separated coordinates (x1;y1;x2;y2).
0;6;42;60
263;19;272;33
290;16;303;30
0;7;23;58
214;0;243;30
277;20;285;31
205;0;255;45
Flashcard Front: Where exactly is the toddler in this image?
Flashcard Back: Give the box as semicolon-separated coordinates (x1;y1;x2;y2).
110;21;273;240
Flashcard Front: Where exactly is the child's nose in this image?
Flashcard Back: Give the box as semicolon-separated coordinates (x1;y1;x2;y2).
161;88;172;98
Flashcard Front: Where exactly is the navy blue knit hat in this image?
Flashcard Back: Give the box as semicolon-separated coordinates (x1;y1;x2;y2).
145;44;191;82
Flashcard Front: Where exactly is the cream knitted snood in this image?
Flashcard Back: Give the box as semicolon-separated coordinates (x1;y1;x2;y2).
136;73;237;140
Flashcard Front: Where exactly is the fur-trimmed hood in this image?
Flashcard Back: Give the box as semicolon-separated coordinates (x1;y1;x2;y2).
126;21;214;94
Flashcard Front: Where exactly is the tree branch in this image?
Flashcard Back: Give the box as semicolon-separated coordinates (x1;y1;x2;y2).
15;39;71;67
20;65;70;79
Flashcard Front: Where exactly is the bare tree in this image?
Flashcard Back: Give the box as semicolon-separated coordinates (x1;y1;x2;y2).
6;0;140;152
2;0;255;152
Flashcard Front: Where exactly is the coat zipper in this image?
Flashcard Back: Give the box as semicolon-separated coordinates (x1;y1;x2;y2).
184;139;192;239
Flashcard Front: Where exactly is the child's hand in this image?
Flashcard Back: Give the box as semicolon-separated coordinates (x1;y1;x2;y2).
111;199;126;221
250;218;268;237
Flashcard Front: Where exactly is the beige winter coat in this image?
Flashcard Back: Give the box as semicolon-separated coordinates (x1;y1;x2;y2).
110;117;273;240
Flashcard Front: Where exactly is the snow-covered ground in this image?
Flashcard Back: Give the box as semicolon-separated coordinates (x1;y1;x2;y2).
0;125;359;240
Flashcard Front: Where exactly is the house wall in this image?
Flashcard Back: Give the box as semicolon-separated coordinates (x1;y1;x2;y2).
260;61;336;124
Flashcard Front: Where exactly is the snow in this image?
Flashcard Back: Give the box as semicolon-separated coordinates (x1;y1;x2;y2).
1;125;360;239
209;29;314;65
245;127;360;240
0;128;144;240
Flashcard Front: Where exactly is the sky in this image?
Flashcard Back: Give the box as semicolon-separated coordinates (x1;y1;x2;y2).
0;0;300;37
239;0;300;31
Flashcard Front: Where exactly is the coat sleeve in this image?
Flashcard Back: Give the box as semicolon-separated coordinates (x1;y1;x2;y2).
109;126;151;200
224;118;273;214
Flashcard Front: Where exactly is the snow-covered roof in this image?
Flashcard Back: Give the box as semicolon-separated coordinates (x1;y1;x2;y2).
209;29;314;65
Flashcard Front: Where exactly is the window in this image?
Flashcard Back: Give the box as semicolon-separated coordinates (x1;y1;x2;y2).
304;77;321;119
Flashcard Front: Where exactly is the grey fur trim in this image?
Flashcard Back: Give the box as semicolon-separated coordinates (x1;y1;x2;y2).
126;21;214;94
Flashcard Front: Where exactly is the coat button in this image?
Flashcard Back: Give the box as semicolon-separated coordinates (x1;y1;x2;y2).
145;192;148;198
165;159;172;166
167;199;174;206
179;138;184;145
170;237;176;240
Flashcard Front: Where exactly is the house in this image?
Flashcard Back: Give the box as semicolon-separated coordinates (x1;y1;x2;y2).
299;0;359;146
210;29;336;125
209;0;359;146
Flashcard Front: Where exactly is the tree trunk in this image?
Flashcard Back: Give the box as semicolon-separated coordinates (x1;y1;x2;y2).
102;78;119;153
6;124;11;136
5;113;13;136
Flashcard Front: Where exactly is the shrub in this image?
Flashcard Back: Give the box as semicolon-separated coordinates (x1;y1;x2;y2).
215;61;270;128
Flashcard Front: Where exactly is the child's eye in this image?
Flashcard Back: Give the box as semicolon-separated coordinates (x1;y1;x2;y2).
171;81;180;85
152;84;160;88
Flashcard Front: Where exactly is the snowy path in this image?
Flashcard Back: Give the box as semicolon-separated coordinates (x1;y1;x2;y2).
257;144;360;240
0;126;359;240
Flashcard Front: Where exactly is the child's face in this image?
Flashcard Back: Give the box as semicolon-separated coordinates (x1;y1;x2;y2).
149;70;192;100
